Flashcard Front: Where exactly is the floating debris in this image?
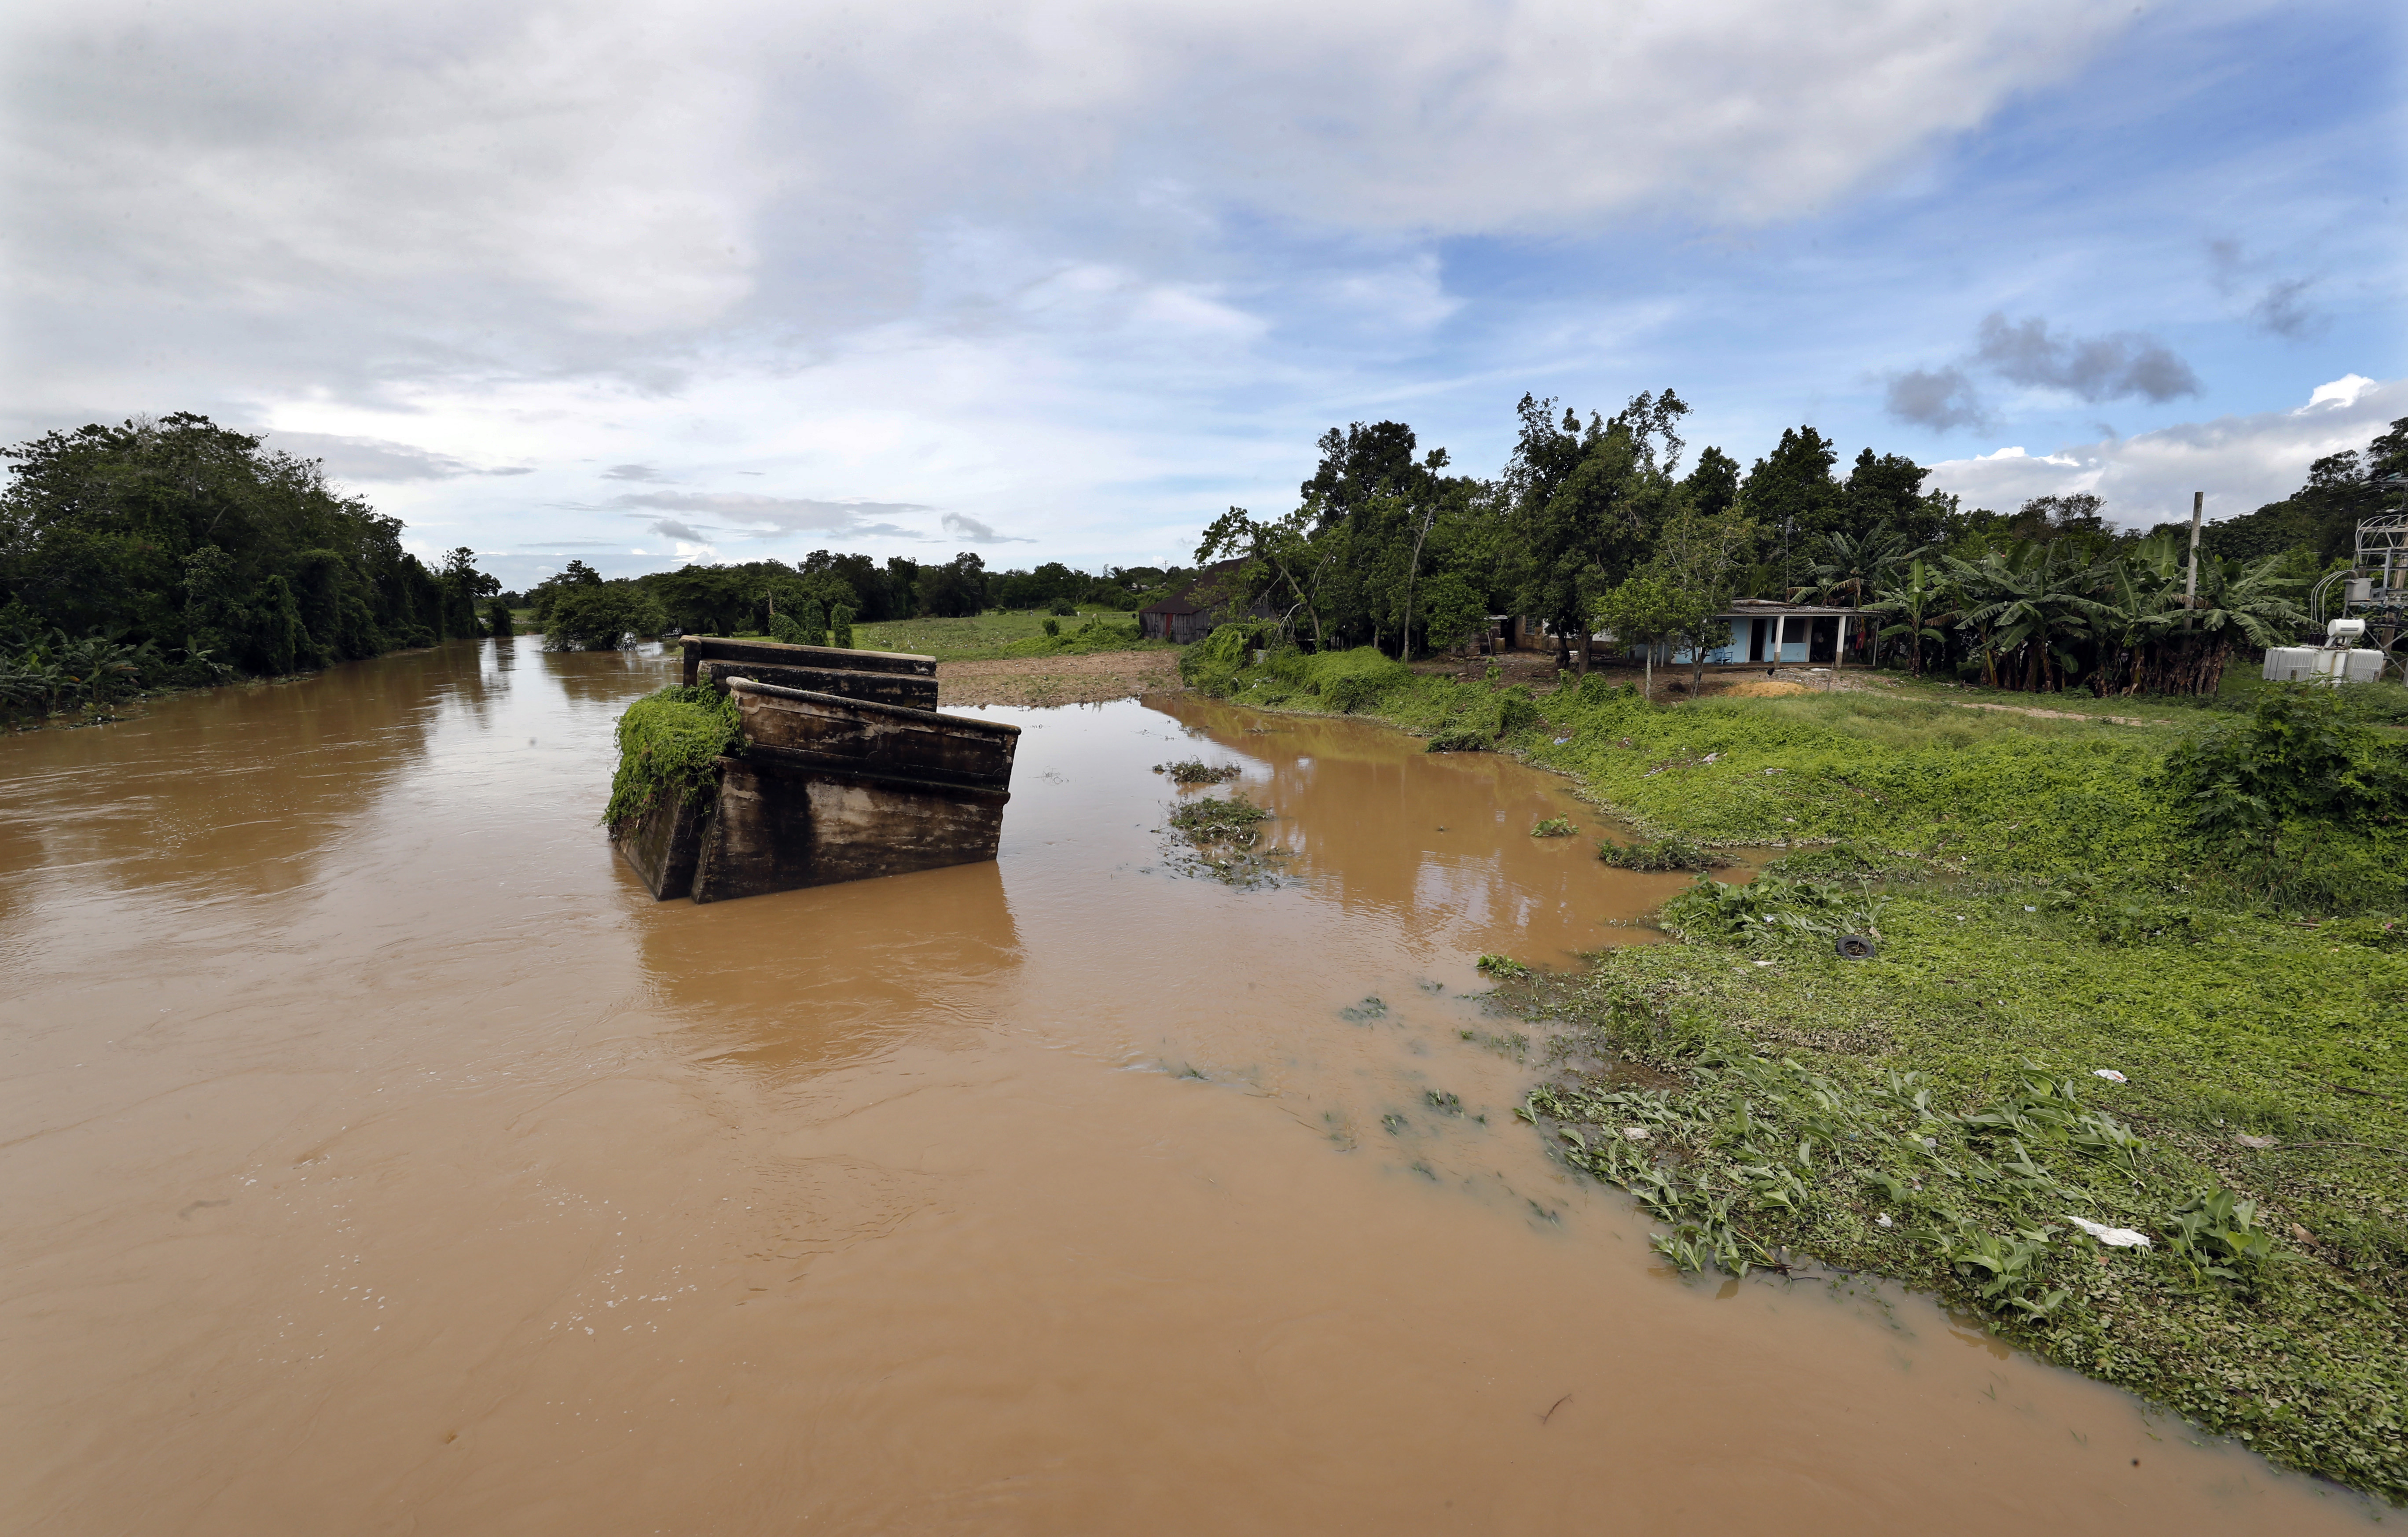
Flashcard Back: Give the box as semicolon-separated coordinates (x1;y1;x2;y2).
2066;1216;2152;1249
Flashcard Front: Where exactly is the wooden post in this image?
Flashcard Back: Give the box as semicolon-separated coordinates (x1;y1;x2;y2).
2184;491;2203;631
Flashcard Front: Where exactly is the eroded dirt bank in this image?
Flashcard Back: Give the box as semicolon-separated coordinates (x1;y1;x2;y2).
935;647;1181;707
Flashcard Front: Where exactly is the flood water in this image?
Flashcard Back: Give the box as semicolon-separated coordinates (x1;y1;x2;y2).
0;641;2379;1534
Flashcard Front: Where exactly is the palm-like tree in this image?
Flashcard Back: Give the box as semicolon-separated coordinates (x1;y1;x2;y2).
0;660;57;723
1795;525;1930;609
2130;551;2309;695
53;633;142;711
1946;542;2109;692
1864;558;1954;676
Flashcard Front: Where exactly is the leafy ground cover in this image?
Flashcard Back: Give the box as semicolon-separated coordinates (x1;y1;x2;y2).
1184;631;2408;1501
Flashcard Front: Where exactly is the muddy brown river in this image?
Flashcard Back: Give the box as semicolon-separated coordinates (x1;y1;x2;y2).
0;642;2380;1534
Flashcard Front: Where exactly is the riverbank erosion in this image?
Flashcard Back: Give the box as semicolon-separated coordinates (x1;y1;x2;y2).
1183;632;2408;1503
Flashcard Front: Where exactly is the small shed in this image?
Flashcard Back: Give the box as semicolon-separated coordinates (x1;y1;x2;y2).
1138;559;1281;644
1656;599;1866;666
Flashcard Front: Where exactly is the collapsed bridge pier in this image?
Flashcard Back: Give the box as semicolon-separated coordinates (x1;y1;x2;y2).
615;635;1020;904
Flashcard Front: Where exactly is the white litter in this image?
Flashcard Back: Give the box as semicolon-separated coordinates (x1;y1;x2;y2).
1620;1126;1651;1142
2023;905;2037;912
2066;1217;2151;1249
1702;752;1720;763
2236;1134;2280;1149
1553;736;1572;745
1753;959;1777;967
1875;1213;1894;1228
2092;1069;2127;1084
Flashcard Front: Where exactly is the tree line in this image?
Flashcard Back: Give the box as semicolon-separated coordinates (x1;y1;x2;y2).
527;549;1194;651
1;414;498;720
1194;393;2407;696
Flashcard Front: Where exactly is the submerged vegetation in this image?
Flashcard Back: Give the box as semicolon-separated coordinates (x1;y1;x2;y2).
1160;791;1282;887
1156;758;1243;785
602;685;745;829
1187;631;2407;1500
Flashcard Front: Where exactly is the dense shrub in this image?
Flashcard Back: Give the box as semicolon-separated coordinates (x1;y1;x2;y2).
548;583;670;651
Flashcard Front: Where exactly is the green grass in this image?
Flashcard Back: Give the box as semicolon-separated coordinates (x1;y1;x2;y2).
1857;666;2408;728
1182;632;2408;1501
850;610;1170;662
1509;880;2408;1501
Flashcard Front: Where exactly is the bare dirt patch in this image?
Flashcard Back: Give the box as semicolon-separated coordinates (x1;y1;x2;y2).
938;649;1184;709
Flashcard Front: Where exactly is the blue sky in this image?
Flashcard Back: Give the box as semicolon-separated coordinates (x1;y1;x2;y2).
5;0;2400;588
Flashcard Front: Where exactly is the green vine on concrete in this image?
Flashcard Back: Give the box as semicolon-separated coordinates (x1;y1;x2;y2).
602;684;743;828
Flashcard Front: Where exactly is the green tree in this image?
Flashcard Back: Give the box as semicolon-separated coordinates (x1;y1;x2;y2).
1417;572;1488;654
546;583;668;651
1644;502;1759;695
0;412;440;679
1593;573;1712;702
1504;392;1685;666
1739;426;1843;589
1682;446;1741;518
914;553;988;618
1196;505;1337;650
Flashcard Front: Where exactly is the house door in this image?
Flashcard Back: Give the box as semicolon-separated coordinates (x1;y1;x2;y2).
1748;618;1770;662
1810;616;1839;663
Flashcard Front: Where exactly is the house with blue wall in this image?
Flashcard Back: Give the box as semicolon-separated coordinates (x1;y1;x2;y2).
1643;599;1867;667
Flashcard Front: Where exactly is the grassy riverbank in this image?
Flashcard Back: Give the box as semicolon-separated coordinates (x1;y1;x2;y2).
1186;634;2408;1502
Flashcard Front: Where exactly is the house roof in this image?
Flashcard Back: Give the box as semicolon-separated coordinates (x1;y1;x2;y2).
1720;599;1860;617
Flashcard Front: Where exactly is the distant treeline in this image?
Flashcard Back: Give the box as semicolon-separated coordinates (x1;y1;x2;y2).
1;414;498;715
526;550;1192;650
1186;392;2408;695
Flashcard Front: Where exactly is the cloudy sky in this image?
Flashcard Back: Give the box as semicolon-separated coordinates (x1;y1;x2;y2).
4;0;2401;586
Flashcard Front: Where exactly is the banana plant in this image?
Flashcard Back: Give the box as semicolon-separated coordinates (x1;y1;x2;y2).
1865;558;1955;676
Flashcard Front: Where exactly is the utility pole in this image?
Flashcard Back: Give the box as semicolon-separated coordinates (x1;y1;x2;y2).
2184;490;2202;632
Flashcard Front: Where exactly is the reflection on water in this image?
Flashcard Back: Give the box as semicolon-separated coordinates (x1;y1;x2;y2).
0;643;2379;1535
639;858;1022;1071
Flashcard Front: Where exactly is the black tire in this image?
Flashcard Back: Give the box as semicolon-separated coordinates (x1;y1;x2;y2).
1835;934;1877;960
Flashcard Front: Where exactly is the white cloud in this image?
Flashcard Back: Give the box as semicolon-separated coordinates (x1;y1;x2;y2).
5;0;2154;412
2302;374;2378;412
1928;375;2407;526
941;511;1035;544
267;430;533;482
606;489;932;539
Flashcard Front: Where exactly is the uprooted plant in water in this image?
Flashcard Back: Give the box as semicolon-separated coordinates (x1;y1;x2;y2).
1161;794;1284;887
1156;759;1242;785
